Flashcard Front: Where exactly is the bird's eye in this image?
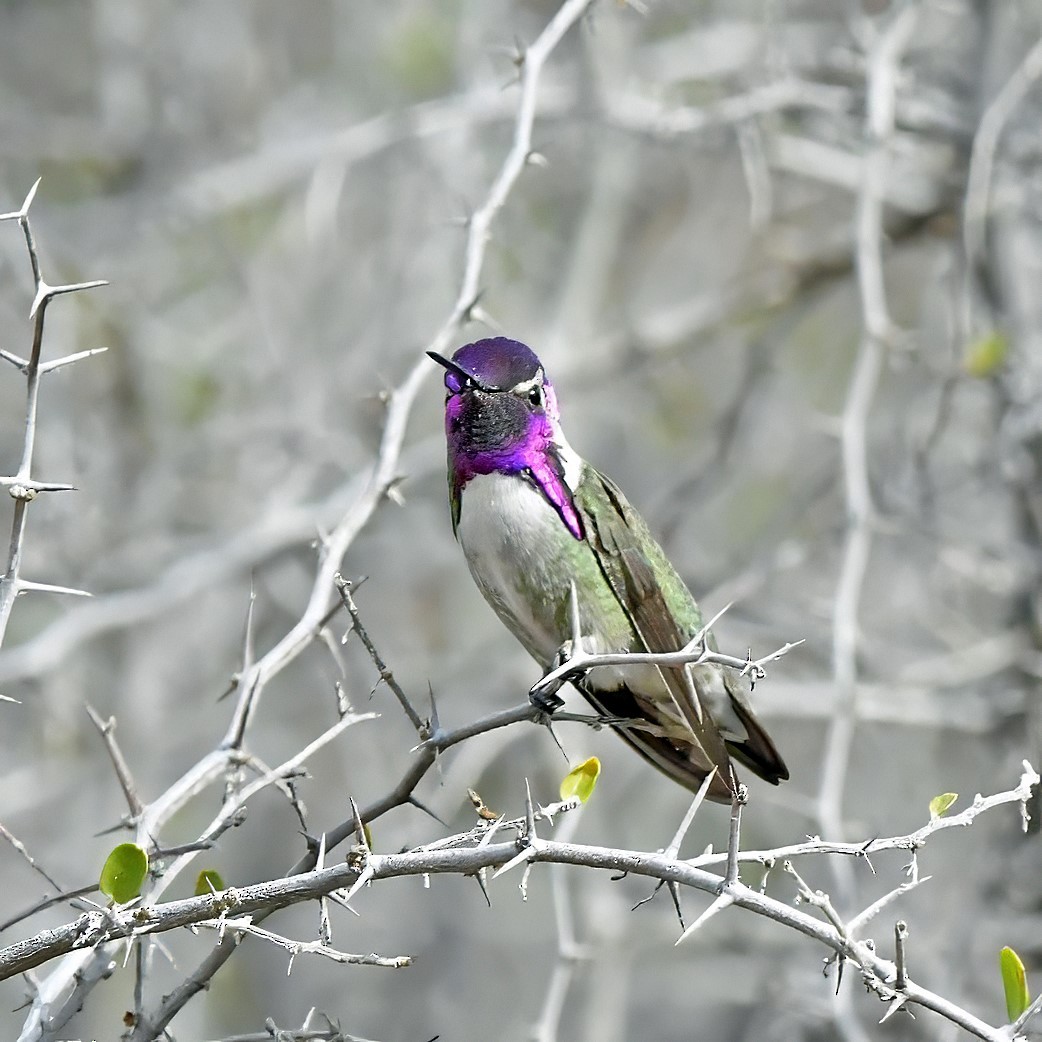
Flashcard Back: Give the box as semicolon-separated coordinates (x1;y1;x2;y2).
527;386;542;407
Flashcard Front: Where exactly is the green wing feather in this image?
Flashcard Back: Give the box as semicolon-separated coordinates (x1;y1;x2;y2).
575;468;738;800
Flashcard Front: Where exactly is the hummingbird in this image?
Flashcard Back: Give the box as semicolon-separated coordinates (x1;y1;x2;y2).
429;337;788;801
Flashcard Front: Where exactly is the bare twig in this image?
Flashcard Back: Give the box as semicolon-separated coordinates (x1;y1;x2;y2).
205;1009;380;1042
894;920;908;991
690;761;1039;870
0;883;98;935
198;918;410;970
85;704;144;819
963;36;1042;289
532;629;802;697
531;804;588;1042
0;822;65;894
0;180;107;646
334;574;423;733
724;785;746;886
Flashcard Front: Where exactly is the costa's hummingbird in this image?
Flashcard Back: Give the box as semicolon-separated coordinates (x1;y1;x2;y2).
429;337;788;801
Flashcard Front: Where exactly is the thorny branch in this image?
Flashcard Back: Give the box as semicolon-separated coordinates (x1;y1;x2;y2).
2;763;1035;1042
0;180;107;646
531;598;802;698
334;573;424;734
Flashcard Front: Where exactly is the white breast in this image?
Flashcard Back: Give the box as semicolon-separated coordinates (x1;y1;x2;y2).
456;472;569;665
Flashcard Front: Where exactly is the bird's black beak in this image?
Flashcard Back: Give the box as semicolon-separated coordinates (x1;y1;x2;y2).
426;351;494;393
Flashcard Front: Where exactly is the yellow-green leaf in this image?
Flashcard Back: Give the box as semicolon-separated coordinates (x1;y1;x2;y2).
560;757;601;804
1000;946;1031;1021
929;792;958;819
99;843;149;904
194;869;226;896
963;332;1007;378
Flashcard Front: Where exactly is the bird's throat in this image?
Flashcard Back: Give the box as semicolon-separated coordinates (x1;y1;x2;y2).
451;440;584;542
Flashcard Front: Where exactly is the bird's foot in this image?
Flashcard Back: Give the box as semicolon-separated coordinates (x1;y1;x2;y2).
530;635;600;713
529;679;565;714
